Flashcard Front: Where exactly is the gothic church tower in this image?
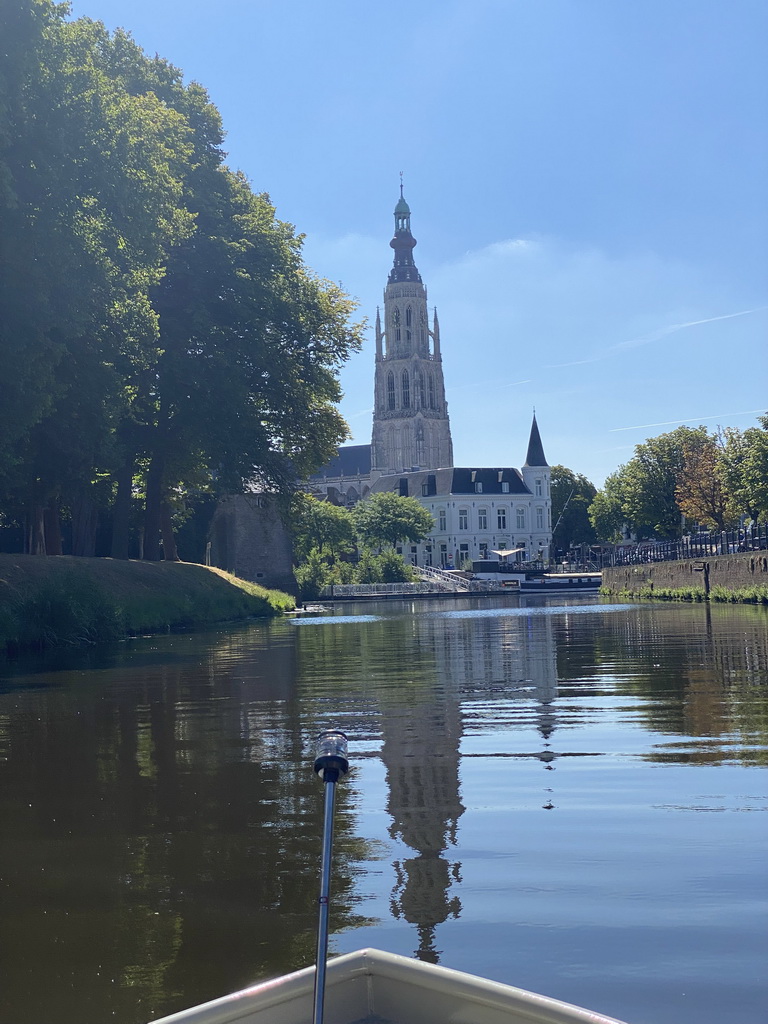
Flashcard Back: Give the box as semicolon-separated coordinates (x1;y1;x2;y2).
371;189;454;475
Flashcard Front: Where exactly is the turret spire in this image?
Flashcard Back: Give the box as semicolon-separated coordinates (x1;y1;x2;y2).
524;412;548;467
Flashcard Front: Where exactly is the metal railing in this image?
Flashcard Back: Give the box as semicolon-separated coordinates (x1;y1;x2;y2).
585;523;767;568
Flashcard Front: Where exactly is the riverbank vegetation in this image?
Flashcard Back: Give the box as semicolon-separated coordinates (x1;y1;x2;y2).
0;554;293;653
601;583;768;604
589;419;768;542
1;1;362;563
291;492;433;600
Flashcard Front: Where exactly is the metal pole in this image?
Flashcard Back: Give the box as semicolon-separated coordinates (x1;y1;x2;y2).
312;731;349;1024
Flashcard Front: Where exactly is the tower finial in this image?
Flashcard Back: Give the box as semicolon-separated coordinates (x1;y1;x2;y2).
399;170;404;198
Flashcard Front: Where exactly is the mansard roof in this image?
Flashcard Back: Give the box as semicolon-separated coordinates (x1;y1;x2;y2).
370;467;532;498
309;443;372;480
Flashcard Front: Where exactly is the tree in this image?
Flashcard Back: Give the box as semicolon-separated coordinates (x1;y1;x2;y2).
675;432;739;532
550;465;597;549
352;492;434;551
290;494;355;561
719;417;768;524
619;426;709;539
589;469;629;542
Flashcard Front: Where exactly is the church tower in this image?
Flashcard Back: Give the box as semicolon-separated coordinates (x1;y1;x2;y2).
371;188;454;475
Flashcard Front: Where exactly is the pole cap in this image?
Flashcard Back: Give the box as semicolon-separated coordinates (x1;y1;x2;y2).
314;730;349;780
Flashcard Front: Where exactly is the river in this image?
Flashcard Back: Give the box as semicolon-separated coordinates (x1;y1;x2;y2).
0;595;766;1024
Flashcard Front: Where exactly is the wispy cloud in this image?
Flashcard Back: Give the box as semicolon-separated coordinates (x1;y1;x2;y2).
609;409;766;432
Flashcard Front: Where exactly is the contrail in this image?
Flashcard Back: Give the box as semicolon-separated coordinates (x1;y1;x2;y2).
609;409;766;432
612;306;767;353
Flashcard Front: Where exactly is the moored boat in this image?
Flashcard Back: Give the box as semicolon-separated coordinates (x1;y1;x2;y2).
150;946;628;1024
518;573;601;593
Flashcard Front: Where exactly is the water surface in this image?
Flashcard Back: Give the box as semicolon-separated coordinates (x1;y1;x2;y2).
0;595;766;1024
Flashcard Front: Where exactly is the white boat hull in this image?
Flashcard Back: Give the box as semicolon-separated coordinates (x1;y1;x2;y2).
150;947;628;1024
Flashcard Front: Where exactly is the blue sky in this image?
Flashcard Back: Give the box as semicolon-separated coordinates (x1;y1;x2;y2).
69;0;768;486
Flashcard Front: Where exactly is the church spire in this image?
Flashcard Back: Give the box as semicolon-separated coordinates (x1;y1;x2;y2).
389;181;422;284
524;412;548;467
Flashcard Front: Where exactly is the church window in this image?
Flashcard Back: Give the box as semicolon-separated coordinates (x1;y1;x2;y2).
536;507;544;529
478;508;488;530
516;507;526;529
387;372;396;409
401;370;410;408
406;305;412;327
438;509;447;531
497;508;507;530
459;509;468;530
428;374;435;409
416;371;425;407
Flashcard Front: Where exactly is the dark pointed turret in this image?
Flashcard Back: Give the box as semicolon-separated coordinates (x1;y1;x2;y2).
524;412;548;467
389;184;422;284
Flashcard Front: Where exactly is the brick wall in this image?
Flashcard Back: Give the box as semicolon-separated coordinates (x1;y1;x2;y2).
602;551;768;595
208;494;298;597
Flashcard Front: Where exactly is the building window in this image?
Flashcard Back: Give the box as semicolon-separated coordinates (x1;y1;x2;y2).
516;507;526;529
501;482;510;493
459;508;468;530
440;543;448;566
438;509;447;531
428;374;435;409
387;371;395;410
475;482;483;493
401;370;410;408
479;542;488;559
406;305;412;327
459;543;469;564
536;506;544;529
478;508;487;530
497;508;507;530
535;478;542;496
417;371;425;407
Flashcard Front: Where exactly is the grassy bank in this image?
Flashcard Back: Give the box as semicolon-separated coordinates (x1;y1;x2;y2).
601;583;768;604
0;554;294;653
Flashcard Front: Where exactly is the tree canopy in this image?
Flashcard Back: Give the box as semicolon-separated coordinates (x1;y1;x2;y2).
352;492;434;551
549;465;597;549
0;1;363;558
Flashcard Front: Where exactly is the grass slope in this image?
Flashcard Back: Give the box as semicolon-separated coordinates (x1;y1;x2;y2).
0;554;294;653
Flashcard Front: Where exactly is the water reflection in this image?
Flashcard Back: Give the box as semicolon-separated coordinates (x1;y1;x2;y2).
0;598;766;1024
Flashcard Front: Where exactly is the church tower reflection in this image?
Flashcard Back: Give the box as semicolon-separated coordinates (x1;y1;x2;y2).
378;606;561;960
381;684;464;963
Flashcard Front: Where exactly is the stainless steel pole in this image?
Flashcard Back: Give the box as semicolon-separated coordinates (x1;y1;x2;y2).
312;731;349;1024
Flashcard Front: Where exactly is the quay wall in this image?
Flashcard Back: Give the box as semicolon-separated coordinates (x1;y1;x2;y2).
602;551;768;595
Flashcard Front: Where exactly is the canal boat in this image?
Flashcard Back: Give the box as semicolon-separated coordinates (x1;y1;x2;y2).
518;572;601;593
150;946;628;1024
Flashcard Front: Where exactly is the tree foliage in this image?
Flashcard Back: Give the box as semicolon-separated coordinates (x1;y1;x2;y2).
0;1;363;558
550;465;597;549
352;492;434;551
675;432;739;531
290;494;356;561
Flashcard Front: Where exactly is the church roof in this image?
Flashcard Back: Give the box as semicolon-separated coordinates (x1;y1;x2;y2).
309;443;371;480
523;414;548;467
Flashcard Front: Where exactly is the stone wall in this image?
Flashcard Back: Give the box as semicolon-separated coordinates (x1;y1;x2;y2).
602;551;768;595
208;493;298;597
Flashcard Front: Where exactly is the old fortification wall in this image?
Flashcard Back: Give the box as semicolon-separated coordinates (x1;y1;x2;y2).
208;494;298;597
602;551;768;595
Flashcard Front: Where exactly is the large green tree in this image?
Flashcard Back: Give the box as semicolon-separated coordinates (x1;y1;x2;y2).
550;465;597;549
290;494;356;561
719;417;768;524
352;492;434;552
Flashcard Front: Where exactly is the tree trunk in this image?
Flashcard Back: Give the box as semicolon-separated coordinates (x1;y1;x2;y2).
29;505;46;555
143;455;164;561
71;491;97;556
111;460;134;559
44;500;63;555
160;501;180;561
